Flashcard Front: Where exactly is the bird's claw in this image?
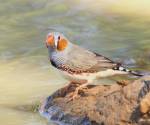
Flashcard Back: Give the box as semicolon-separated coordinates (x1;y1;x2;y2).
66;84;88;102
67;93;80;102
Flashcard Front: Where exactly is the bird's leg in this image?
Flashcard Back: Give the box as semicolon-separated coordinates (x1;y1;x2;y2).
67;83;89;102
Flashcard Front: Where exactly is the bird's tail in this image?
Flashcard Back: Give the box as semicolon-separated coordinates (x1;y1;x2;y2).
113;66;144;77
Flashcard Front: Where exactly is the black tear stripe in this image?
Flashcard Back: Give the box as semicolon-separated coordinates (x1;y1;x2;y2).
50;59;58;68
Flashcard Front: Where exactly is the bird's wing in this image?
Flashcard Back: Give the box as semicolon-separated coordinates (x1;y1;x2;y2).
60;45;118;73
93;52;118;69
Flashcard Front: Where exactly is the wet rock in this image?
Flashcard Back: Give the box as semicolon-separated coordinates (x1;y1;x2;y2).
40;76;150;125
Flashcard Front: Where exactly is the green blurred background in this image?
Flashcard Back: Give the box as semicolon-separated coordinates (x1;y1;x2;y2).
0;0;150;125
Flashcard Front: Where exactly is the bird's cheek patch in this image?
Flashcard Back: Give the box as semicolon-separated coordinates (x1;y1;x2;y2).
46;35;54;47
57;38;68;51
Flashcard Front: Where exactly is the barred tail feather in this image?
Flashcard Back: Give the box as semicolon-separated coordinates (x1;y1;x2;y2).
113;66;144;77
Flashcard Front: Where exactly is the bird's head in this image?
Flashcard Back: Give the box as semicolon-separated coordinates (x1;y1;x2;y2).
46;32;68;51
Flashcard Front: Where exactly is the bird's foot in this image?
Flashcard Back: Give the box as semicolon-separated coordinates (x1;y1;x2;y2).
66;83;88;102
67;92;79;102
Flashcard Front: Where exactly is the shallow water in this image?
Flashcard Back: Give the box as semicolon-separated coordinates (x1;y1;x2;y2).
0;0;150;125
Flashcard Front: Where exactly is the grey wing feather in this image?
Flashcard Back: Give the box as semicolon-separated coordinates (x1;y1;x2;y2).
94;52;118;69
65;45;118;72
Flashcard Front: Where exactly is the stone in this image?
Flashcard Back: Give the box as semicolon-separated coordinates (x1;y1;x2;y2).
40;76;150;125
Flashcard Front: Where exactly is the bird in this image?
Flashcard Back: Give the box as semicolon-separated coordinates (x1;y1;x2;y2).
45;32;143;100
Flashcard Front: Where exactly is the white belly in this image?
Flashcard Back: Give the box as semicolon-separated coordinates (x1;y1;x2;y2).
60;71;94;84
59;69;127;84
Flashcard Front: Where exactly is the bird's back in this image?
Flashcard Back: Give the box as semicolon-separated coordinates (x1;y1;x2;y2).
50;43;117;74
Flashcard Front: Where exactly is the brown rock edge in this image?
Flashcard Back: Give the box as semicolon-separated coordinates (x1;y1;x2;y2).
39;76;150;125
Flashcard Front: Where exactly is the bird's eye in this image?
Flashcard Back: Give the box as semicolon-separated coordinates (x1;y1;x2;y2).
46;35;54;47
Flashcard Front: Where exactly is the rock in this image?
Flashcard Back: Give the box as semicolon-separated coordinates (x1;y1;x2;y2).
140;94;150;114
39;76;150;125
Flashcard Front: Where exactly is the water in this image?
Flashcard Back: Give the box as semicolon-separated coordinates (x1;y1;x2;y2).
0;0;150;125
